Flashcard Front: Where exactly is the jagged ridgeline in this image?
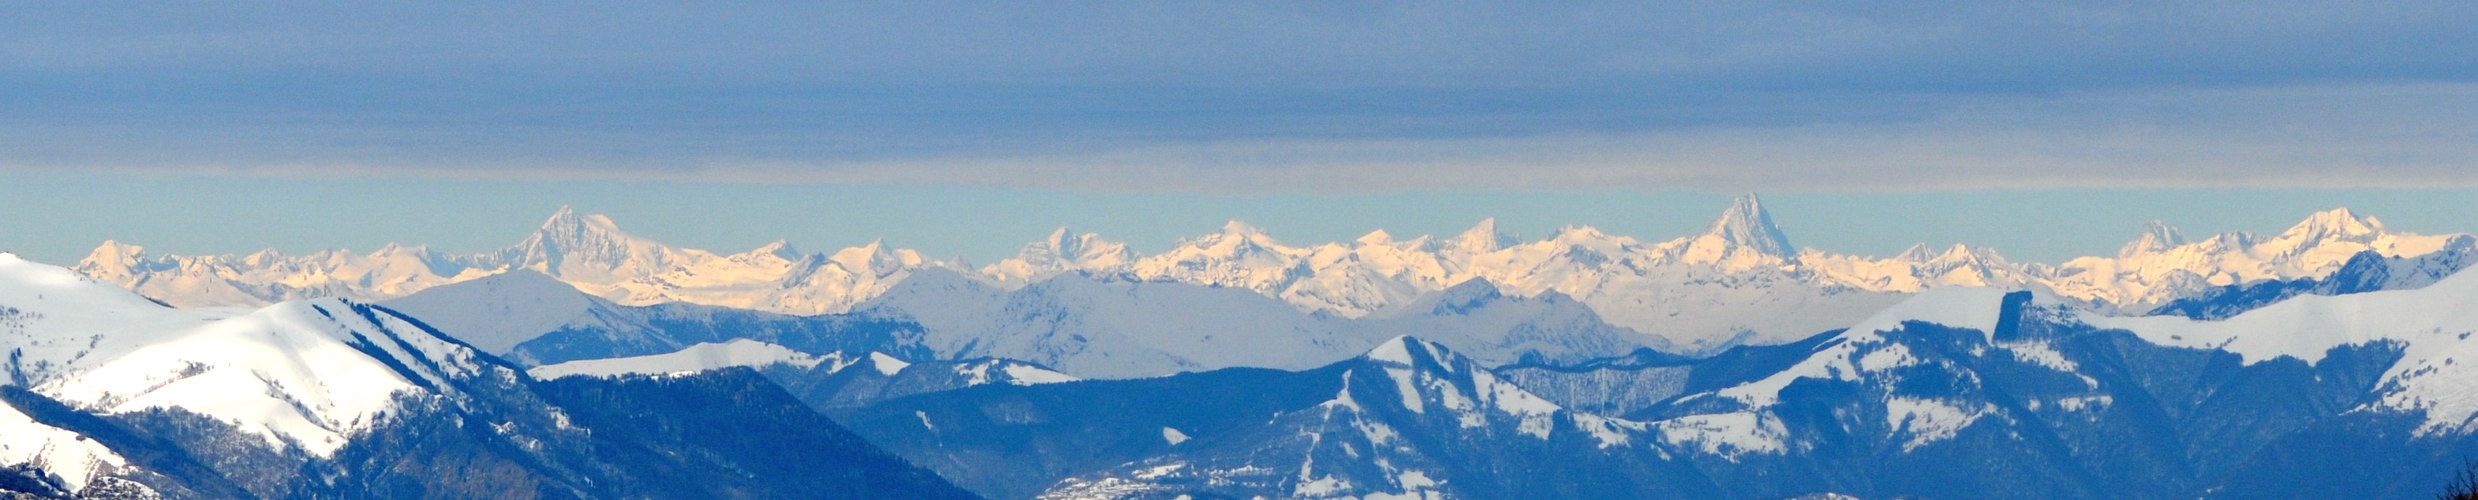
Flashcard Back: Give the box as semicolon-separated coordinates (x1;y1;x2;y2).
15;198;2478;499
74;197;2478;353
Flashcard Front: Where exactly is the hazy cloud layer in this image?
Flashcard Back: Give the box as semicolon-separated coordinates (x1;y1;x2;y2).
7;1;2476;190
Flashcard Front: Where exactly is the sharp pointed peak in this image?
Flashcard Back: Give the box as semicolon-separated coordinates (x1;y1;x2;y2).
532;205;626;234
1702;193;1795;257
91;239;145;253
1450;218;1516;251
2285;207;2383;238
1355;229;1395;246
748;239;800;258
81;240;151;268
2119;220;2189;257
1932;243;2002;262
1895;242;1936;262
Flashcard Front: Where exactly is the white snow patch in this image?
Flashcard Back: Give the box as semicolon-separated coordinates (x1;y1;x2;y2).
1843;287;2015;340
1886;396;1987;452
1364;470;1446;500
0;400;129;492
2055;395;2114;413
1003;364;1080;385
1366;336;1420;365
869;352;912;376
2000;340;2079;373
526;339;824;379
1383;367;1425;414
1655;411;1789;460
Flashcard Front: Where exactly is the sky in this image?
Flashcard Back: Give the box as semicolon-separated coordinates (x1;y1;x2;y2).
4;2;2477;265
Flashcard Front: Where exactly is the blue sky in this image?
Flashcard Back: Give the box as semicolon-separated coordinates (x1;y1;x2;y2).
4;2;2477;264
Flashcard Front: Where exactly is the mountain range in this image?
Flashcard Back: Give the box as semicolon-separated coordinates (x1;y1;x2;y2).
16;200;2478;499
0;254;973;499
71;196;2474;353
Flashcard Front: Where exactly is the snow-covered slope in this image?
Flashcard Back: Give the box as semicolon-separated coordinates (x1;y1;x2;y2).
0;254;450;457
377;269;611;354
1042;336;1697;499
528;339;836;379
0;253;982;499
2089;263;2478;434
0;397;131;493
74;198;2474;353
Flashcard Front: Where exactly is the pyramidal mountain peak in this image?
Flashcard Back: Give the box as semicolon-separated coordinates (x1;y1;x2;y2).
1184;219;1288;254
1356;228;1396;246
2120;220;2188;257
1449;218;1519;252
1702;193;1796;257
1043;226;1078;246
1219;219;1266;236
1928;243;2005;265
2282;207;2384;240
1895;243;1938;262
744;239;803;260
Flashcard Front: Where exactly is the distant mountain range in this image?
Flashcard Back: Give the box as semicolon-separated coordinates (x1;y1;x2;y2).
16;201;2478;499
71;196;2475;352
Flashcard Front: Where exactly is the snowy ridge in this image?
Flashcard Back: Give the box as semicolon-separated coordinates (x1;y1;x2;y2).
0;398;132;493
2085;266;2478;434
1041;336;1667;499
529;339;831;380
0;253;516;460
1655;288;2018;459
73;198;2472;352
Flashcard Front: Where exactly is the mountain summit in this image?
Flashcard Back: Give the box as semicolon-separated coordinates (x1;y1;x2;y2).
2119;220;2188;257
1706;194;1796;257
499;205;664;277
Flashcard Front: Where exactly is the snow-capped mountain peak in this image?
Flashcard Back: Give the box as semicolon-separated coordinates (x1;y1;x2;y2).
1356;229;1396;246
746;239;802;261
1217;219;1272;239
1448;218;1518;253
2282;207;2383;241
1360;335;1434;365
2119;220;2189;257
982;227;1133;284
499;205;670;275
1708;194;1795;256
72;240;150;283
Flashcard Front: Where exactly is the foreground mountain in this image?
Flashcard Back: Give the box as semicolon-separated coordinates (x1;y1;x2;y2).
834;271;2478;499
0;254;974;499
838;337;1713;499
72;198;2472;352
